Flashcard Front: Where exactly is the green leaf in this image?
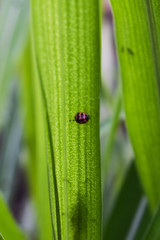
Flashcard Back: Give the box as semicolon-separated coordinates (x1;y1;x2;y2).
31;0;102;239
103;161;150;240
0;192;25;240
32;46;53;240
21;42;52;240
110;0;160;210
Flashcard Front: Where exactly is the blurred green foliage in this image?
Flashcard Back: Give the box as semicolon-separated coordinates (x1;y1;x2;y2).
0;0;160;239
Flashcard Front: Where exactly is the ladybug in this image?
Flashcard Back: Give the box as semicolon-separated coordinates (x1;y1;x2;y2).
69;112;90;124
75;112;90;124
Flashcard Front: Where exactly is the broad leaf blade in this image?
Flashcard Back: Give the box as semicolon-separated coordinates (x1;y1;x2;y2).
31;0;102;239
110;0;160;210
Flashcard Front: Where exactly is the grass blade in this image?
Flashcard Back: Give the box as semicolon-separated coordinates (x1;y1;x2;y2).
103;161;149;240
0;233;5;240
142;205;160;240
31;0;102;239
134;204;151;240
0;192;25;240
21;42;52;240
110;0;160;210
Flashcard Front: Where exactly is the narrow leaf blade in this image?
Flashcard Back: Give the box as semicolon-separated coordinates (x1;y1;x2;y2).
103;161;149;240
142;205;160;240
0;193;25;240
110;0;160;210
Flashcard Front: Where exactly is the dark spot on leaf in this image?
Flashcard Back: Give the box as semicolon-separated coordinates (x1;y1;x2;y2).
121;46;125;52
127;48;134;55
121;46;134;56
